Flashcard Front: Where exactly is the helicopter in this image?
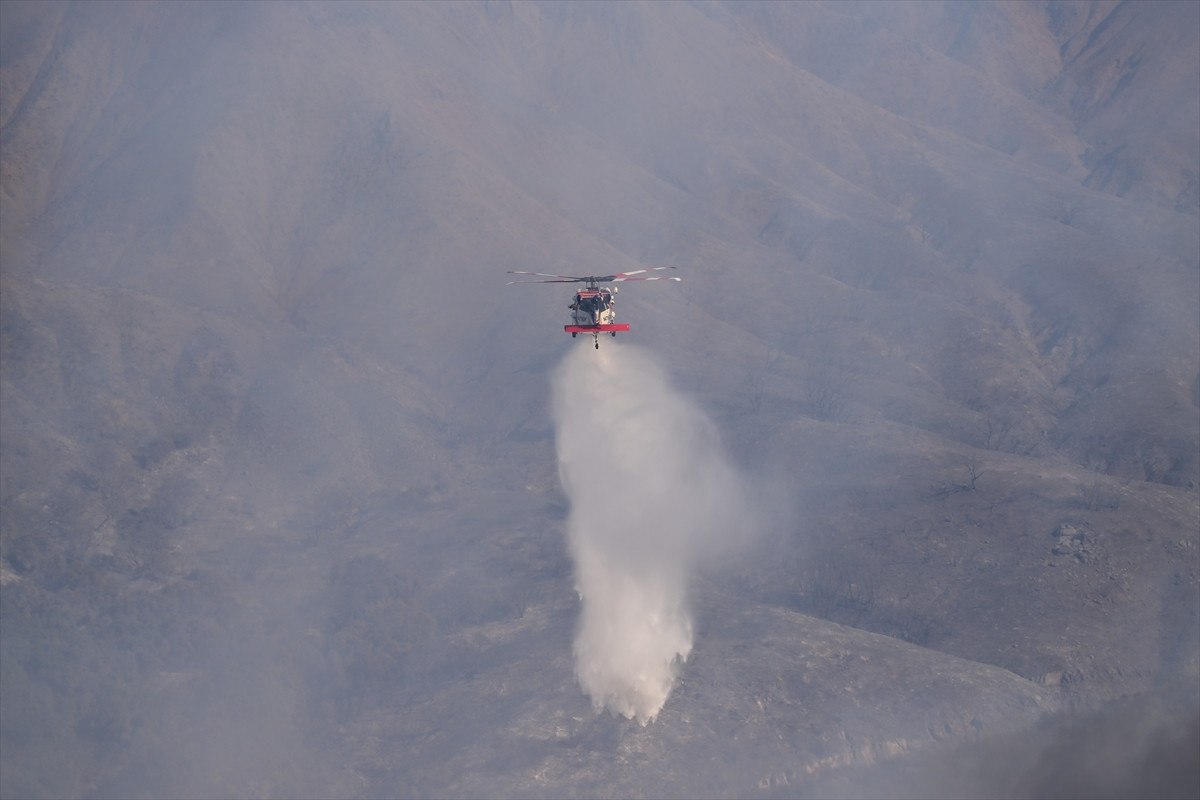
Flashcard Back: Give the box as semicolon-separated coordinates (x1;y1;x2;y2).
506;267;681;348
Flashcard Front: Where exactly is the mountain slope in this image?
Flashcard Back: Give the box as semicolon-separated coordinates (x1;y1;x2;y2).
2;2;1196;797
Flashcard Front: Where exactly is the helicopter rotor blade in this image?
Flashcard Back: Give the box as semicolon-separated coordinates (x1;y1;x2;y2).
505;267;680;285
607;267;678;280
506;271;587;281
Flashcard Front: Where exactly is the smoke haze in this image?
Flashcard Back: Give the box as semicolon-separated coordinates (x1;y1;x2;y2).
2;2;1196;795
552;343;747;723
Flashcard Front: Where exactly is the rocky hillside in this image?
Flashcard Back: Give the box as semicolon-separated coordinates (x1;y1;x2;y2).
2;2;1196;797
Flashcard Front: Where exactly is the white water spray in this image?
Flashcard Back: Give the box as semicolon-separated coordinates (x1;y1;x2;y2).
552;343;748;723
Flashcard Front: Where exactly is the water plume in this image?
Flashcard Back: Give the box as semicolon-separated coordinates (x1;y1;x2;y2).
552;343;747;723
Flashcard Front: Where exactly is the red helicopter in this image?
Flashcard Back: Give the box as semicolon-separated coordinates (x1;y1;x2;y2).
506;267;681;348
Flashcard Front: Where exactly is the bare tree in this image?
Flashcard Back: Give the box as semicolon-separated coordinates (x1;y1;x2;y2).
930;461;985;500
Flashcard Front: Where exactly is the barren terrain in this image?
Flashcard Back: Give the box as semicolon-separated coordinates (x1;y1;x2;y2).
1;2;1197;797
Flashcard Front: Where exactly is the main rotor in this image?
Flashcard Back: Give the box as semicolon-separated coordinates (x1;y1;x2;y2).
506;267;681;290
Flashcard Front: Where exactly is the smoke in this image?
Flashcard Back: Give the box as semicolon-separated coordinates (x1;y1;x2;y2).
552;342;749;724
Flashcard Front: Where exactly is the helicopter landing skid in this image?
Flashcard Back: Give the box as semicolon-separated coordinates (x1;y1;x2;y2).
565;323;629;349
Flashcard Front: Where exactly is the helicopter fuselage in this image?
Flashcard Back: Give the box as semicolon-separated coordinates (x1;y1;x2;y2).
569;287;617;327
565;287;628;347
